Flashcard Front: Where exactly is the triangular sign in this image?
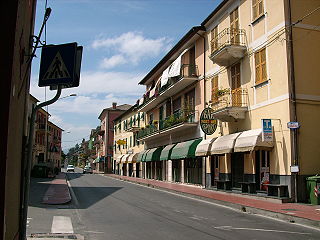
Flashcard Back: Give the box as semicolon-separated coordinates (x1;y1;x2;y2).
43;52;71;80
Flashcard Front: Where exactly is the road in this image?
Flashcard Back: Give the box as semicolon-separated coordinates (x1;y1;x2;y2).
27;168;320;240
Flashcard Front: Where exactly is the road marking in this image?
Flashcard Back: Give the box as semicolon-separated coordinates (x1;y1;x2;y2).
51;216;74;233
84;231;105;234
213;225;311;234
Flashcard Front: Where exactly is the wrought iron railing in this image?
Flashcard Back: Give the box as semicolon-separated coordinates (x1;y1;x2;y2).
211;88;248;111
159;109;198;131
137;124;158;139
210;28;246;54
139;64;199;108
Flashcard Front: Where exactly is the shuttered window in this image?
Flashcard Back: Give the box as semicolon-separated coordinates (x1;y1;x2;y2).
252;0;264;21
211;27;218;52
211;76;219;103
231;63;241;90
255;48;267;84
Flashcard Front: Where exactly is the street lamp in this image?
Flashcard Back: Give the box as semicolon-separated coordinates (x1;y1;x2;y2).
58;93;77;100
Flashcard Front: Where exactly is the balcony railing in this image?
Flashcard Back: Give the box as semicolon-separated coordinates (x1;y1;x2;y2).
138;64;199;110
137;109;198;140
210;88;248;121
210;28;246;66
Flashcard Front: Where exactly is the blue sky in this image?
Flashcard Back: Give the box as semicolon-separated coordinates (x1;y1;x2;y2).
30;0;221;151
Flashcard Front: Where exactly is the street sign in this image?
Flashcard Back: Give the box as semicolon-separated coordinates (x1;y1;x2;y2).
262;119;273;142
290;165;299;173
287;122;300;129
200;107;217;135
39;42;82;88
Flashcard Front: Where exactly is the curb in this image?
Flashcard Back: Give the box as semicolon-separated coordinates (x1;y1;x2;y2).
108;175;320;229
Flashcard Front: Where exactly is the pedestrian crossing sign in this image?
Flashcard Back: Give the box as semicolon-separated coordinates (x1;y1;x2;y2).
39;42;81;88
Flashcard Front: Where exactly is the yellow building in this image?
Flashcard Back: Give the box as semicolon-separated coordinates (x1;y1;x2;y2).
114;105;145;178
131;0;320;202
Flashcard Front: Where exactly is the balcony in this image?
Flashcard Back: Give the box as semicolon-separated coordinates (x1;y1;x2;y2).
209;28;247;66
138;64;199;112
137;110;198;141
210;88;248;122
125;124;141;132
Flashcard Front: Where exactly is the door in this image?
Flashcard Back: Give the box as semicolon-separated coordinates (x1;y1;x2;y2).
231;153;244;188
255;150;270;191
231;63;242;107
211;155;219;187
230;8;239;45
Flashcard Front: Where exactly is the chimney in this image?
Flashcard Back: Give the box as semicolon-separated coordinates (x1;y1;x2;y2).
112;102;117;109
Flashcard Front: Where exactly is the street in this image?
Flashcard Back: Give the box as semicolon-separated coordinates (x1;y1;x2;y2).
27;169;320;240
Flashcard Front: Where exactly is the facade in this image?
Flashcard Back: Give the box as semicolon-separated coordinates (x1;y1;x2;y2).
113;106;145;177
115;0;320;203
97;102;132;173
47;121;63;169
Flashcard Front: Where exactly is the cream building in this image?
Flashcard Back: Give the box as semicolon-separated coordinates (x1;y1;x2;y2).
114;105;145;178
127;0;320;203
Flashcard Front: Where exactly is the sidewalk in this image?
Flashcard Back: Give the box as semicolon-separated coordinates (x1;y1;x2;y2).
106;174;320;228
42;172;71;205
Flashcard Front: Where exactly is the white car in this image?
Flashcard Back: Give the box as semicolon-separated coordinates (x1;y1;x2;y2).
67;165;75;172
83;166;93;174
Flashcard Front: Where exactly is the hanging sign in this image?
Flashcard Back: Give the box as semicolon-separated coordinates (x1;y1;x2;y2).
117;139;127;145
262;119;273;142
200;107;217;135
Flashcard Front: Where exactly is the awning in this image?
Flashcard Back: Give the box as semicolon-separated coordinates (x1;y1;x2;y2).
93;157;100;163
145;147;163;161
160;144;177;161
116;154;124;163
122;154;130;163
171;139;202;160
209;132;241;154
234;129;273;152
128;153;139;163
136;150;148;162
195;138;217;157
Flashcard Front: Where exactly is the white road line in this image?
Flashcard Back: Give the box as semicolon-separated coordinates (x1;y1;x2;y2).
213;225;311;235
51;216;74;233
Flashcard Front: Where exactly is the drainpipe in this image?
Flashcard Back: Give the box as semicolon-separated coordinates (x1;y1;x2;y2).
286;0;298;202
195;29;207;188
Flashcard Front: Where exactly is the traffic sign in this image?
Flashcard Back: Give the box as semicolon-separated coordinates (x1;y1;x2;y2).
287;122;300;129
39;42;82;88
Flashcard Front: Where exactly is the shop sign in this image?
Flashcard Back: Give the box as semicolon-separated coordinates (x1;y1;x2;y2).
200;108;217;135
262;119;273;142
287;122;300;129
116;139;127;145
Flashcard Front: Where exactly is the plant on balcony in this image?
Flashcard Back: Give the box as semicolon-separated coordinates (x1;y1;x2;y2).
145;124;150;128
213;88;230;98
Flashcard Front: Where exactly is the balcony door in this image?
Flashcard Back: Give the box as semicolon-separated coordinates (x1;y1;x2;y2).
230;8;239;45
230;63;242;107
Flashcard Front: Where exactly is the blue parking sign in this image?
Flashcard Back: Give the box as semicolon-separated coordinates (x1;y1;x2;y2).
38;43;78;87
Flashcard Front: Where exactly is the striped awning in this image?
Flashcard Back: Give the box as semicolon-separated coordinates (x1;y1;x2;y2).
171;139;202;160
209;132;241;154
136;150;148;162
160;144;176;161
234;129;273;152
122;154;130;163
195;138;217;157
128;153;139;163
145;147;163;161
116;154;124;163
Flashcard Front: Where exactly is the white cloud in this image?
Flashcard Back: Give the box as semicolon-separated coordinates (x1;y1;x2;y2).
92;32;172;68
100;55;127;69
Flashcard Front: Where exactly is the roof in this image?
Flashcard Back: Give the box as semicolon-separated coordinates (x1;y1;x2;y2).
98;104;132;119
201;0;229;26
138;26;205;85
113;104;138;122
48;121;64;131
29;94;39;103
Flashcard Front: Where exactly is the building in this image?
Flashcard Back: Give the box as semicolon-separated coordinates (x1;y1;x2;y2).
1;0;37;238
122;0;320;203
97;102;132;173
47;121;63;169
113;105;145;177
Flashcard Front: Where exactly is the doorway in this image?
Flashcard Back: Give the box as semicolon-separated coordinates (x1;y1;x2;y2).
255;150;270;191
231;153;244;188
211;155;219;187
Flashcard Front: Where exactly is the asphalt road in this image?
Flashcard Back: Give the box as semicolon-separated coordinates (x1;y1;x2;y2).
27;168;320;240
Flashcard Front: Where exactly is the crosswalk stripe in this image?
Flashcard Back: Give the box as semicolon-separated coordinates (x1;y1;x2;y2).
51;216;74;233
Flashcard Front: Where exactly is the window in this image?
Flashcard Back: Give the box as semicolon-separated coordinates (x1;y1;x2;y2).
211;76;219;103
130;136;132;147
252;0;264;21
149;113;154;125
231;63;241;90
255;48;267;84
184;89;195;112
211;27;218;52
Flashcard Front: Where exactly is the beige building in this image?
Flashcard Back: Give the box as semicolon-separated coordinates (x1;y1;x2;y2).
114;105;145;178
124;0;320;203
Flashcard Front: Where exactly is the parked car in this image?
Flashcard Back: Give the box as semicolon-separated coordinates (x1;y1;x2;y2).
67;165;75;172
83;166;93;174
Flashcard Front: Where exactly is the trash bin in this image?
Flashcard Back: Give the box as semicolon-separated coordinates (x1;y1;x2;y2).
306;175;320;205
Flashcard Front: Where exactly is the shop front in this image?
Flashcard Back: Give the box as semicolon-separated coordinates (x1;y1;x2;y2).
137;150;149;179
171;139;202;184
145;147;163;180
160;144;177;182
128;153;139;177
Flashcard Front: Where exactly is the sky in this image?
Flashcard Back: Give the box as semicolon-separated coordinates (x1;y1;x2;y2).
30;0;222;151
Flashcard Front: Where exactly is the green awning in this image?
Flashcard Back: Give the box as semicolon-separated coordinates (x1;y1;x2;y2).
141;149;151;162
145;147;163;162
136;150;148;162
160;144;177;161
93;157;100;163
171;139;202;160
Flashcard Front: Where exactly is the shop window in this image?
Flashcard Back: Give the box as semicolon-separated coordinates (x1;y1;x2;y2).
255;48;267;84
252;0;264;21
